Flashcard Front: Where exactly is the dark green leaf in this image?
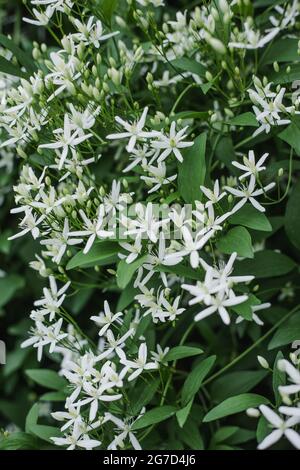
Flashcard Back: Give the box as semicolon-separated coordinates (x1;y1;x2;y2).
117;255;147;289
229;204;272;232
25;369;67;391
268;314;300;350
178;132;207;203
278;122;300;155
165;346;203;362
285;180;300;250
229;112;258;127
131;406;177;431
66;241;119;270
234;250;296;278
203;394;269;422
210;370;268;401
0;274;25;308
181;356;216;406
217;226;253;258
273;351;285;406
170;57;206;77
0;56;27;78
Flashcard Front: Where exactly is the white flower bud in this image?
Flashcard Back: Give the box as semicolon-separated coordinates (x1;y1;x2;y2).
246;407;260;418
257;355;269;369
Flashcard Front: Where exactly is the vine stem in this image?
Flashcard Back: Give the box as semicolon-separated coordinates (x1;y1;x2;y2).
200;304;300;389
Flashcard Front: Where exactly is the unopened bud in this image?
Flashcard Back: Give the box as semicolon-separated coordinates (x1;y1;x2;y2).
257;355;269;369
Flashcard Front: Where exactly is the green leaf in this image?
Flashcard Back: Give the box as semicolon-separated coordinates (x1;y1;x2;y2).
170;57;206;78
234;250;296;278
117;255;147;289
156;263;203;281
181;356;216;406
229;112;258;127
117;280;138;310
180;420;204;450
0;274;25;308
203;394;269;422
273;351;285;406
25;403;39;433
217;226;253;258
0;432;42;450
171;111;209;121
131;406;177;431
25;369;67;391
164;346;203;362
268;314;300;350
28;424;61;443
210;370;268;401
231;294;261;321
176;400;193;428
100;0;118;22
130;379;160;416
66;241;119;270
256;416;269;444
178;132;207;203
285;180;300;250
40;391;67;402
3;347;29;377
213;426;239;444
0;230;12;254
0;56;28;78
278;122;300;155
229;204;272;232
0;33;36;74
261;38;300;64
269;64;300;85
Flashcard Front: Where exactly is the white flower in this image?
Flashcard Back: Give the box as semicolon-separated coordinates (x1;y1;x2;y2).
119;343;158;381
164;226;214;268
37;318;68;354
52;404;82;432
225;176;275;213
123;144;158;173
72;16;119;47
34;276;71;321
40;218;82;264
23;6;54;26
194;291;248;325
257;405;300;450
68;206;114;254
90;301;123;337
21;321;47;361
79;382;122;421
229;21;278;50
96;329;134;361
106;107;160;153
123;202;169;243
106;411;144;450
51;421;101;450
151;344;170;364
119;236;143;264
39;114;92;170
8;209;45;240
152;121;194;163
141;162;177;193
277;359;300;397
248;81;297;136
157;293;185;322
182;267;223;306
232;150;269;181
200;180;226;207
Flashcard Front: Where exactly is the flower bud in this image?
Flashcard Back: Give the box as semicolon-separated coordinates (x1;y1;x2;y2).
257;355;269;369
246;407;260;418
